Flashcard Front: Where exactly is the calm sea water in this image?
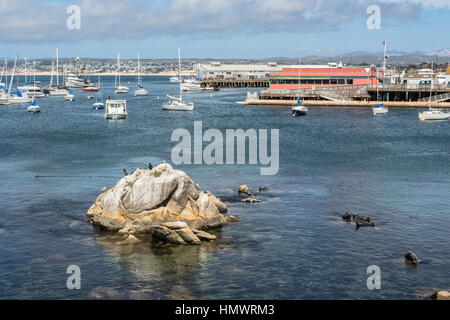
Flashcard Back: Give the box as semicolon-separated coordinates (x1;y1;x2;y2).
0;76;448;300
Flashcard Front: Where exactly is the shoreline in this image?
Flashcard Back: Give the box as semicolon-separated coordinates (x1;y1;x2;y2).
2;71;196;77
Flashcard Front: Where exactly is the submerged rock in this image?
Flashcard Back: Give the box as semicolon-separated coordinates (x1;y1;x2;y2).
237;185;249;194
87;163;227;232
405;251;421;265
431;290;450;300
226;215;241;223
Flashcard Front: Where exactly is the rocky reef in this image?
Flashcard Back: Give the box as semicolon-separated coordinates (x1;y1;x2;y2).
87;163;234;245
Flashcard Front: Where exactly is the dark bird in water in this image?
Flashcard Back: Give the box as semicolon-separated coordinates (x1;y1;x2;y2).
148;163;153;170
123;169;128;176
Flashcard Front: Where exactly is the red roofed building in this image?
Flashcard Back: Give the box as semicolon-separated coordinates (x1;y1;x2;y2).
269;66;383;90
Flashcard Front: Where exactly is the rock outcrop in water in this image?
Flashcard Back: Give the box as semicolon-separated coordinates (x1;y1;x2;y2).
405;251;421;265
87;163;229;244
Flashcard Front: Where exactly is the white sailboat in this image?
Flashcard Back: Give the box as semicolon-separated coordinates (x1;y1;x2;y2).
419;108;449;121
0;59;9;102
134;52;148;96
28;98;40;113
65;89;75;101
114;53;129;94
50;48;68;96
372;62;388;115
418;62;448;121
93;76;104;109
8;54;32;104
292;58;308;116
162;47;194;111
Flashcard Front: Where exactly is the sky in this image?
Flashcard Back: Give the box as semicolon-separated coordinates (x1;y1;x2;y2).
0;0;448;59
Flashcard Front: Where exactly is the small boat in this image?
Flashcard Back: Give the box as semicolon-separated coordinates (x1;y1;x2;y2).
418;107;449;121
162;48;194;112
28;99;40;113
50;88;69;96
105;99;127;119
372;103;388;115
93;98;104;110
114;53;129;94
170;76;181;83
163;95;194;111
93;76;104;109
9;90;32;104
292;98;308;117
82;87;99;92
134;52;148;96
64;90;75;101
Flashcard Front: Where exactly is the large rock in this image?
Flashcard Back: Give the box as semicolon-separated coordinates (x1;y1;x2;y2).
87;163;228;233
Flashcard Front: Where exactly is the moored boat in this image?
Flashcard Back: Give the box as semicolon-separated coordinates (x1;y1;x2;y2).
27;99;40;113
105;98;127;119
418;107;449;121
372;103;389;115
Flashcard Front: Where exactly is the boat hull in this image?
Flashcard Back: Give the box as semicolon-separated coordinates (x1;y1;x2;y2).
162;102;194;111
105;113;127;120
28;106;40;113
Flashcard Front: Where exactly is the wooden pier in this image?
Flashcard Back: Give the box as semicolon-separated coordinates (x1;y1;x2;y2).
244;99;450;109
202;78;269;88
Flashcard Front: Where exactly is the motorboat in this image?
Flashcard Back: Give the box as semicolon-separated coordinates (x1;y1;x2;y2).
105;99;127;119
372;103;389;115
27;99;40;113
170;76;181;83
418;107;449;121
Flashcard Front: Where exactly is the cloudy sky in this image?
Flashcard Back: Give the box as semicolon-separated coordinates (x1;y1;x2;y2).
0;0;448;58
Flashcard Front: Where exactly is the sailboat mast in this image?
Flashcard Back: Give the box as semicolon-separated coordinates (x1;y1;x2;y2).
0;59;5;84
56;48;59;88
8;53;18;94
137;51;140;85
49;61;54;88
178;47;182;100
298;57;301;98
117;52;121;87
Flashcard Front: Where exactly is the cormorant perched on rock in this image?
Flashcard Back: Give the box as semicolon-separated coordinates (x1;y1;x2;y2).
148;163;153;170
123;169;128;176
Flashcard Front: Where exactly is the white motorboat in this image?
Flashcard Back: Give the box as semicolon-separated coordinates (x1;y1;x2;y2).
27;99;40;113
372;103;389;115
418;107;449;121
114;52;129;94
50;88;69;96
105;99;127;119
134;52;148;96
64;90;75;101
170;76;181;83
162;48;194;112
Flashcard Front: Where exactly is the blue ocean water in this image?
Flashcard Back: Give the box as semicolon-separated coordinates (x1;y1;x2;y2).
0;76;448;299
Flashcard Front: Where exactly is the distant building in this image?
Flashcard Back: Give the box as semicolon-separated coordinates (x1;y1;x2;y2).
269;66;382;90
196;62;331;80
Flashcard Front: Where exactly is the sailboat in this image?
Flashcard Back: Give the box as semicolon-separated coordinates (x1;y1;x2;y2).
162;47;194;111
418;63;449;121
65;89;75;101
372;62;388;115
292;58;308;117
50;48;69;96
28;99;40;113
93;76;104;109
134;52;148;96
8;54;32;104
0;59;9;102
114;53;129;94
